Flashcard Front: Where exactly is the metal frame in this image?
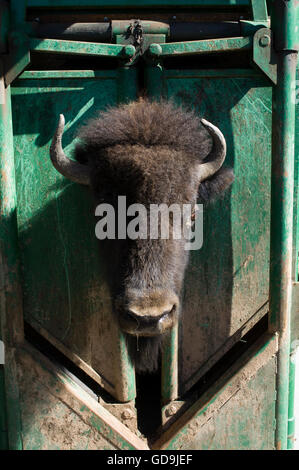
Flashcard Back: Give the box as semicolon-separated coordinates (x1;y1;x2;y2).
0;0;298;450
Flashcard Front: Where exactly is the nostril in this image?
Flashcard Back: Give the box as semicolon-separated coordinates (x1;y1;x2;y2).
120;302;177;335
124;304;176;327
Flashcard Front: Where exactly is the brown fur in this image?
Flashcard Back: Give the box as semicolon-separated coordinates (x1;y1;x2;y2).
74;99;234;373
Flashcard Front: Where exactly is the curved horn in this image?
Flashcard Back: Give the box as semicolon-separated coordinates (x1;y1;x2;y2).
50;114;90;185
198;119;227;183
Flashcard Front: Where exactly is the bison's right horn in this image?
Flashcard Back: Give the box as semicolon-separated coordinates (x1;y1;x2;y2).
50;114;90;185
197;119;227;183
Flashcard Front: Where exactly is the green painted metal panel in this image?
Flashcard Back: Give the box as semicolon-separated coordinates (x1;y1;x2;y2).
11;70;137;402
169;357;276;450
294;69;299;283
29;38;135;59
146;68;272;394
0;74;24;449
149;37;252;58
251;0;268;21
17;345;147;450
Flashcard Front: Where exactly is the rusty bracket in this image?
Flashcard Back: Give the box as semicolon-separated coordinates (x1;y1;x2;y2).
253;27;277;85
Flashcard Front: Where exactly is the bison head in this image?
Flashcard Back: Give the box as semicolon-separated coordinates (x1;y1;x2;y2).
50;99;234;372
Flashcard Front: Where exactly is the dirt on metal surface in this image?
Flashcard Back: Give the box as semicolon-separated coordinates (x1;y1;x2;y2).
16;342;149;450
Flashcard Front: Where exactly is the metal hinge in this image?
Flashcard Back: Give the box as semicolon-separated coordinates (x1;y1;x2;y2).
253;27;277;84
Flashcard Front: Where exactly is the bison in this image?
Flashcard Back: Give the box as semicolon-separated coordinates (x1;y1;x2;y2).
50;99;234;373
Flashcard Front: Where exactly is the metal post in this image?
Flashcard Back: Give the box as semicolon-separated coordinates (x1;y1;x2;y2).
0;61;23;449
269;0;298;451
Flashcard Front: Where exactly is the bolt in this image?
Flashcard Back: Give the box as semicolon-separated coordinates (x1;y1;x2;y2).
148;43;162;57
123;44;136;58
121;408;134;420
259;34;271;47
165;404;178;417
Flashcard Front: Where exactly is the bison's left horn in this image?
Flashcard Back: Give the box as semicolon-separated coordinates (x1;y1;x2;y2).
50;114;90;185
198;119;227;182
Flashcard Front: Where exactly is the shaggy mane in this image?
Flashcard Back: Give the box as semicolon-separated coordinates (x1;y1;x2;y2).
75;98;212;162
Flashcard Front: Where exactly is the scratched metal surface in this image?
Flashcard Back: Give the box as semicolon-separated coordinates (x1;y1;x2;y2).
163;70;272;393
11;72;129;399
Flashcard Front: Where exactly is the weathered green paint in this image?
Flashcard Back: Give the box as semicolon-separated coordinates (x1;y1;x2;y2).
289;71;299;450
0;65;24;449
148;68;272;394
153;335;277;450
30;37;135;59
11;70;137;402
148;37;252;58
187;358;276;450
253;28;277;84
269;1;298;449
17;344;147;449
294;69;299;284
145;61;273;408
0;0;297;450
251;0;268;21
19;71;113;79
272;0;299;52
161;327;178;404
287;354;295;449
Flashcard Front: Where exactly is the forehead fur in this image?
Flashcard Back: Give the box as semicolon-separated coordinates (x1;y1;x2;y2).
76;98;212;159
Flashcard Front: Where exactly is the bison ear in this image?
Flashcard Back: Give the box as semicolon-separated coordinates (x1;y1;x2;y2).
197;167;234;203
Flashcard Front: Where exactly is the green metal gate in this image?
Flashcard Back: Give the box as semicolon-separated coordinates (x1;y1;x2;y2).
0;0;298;450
